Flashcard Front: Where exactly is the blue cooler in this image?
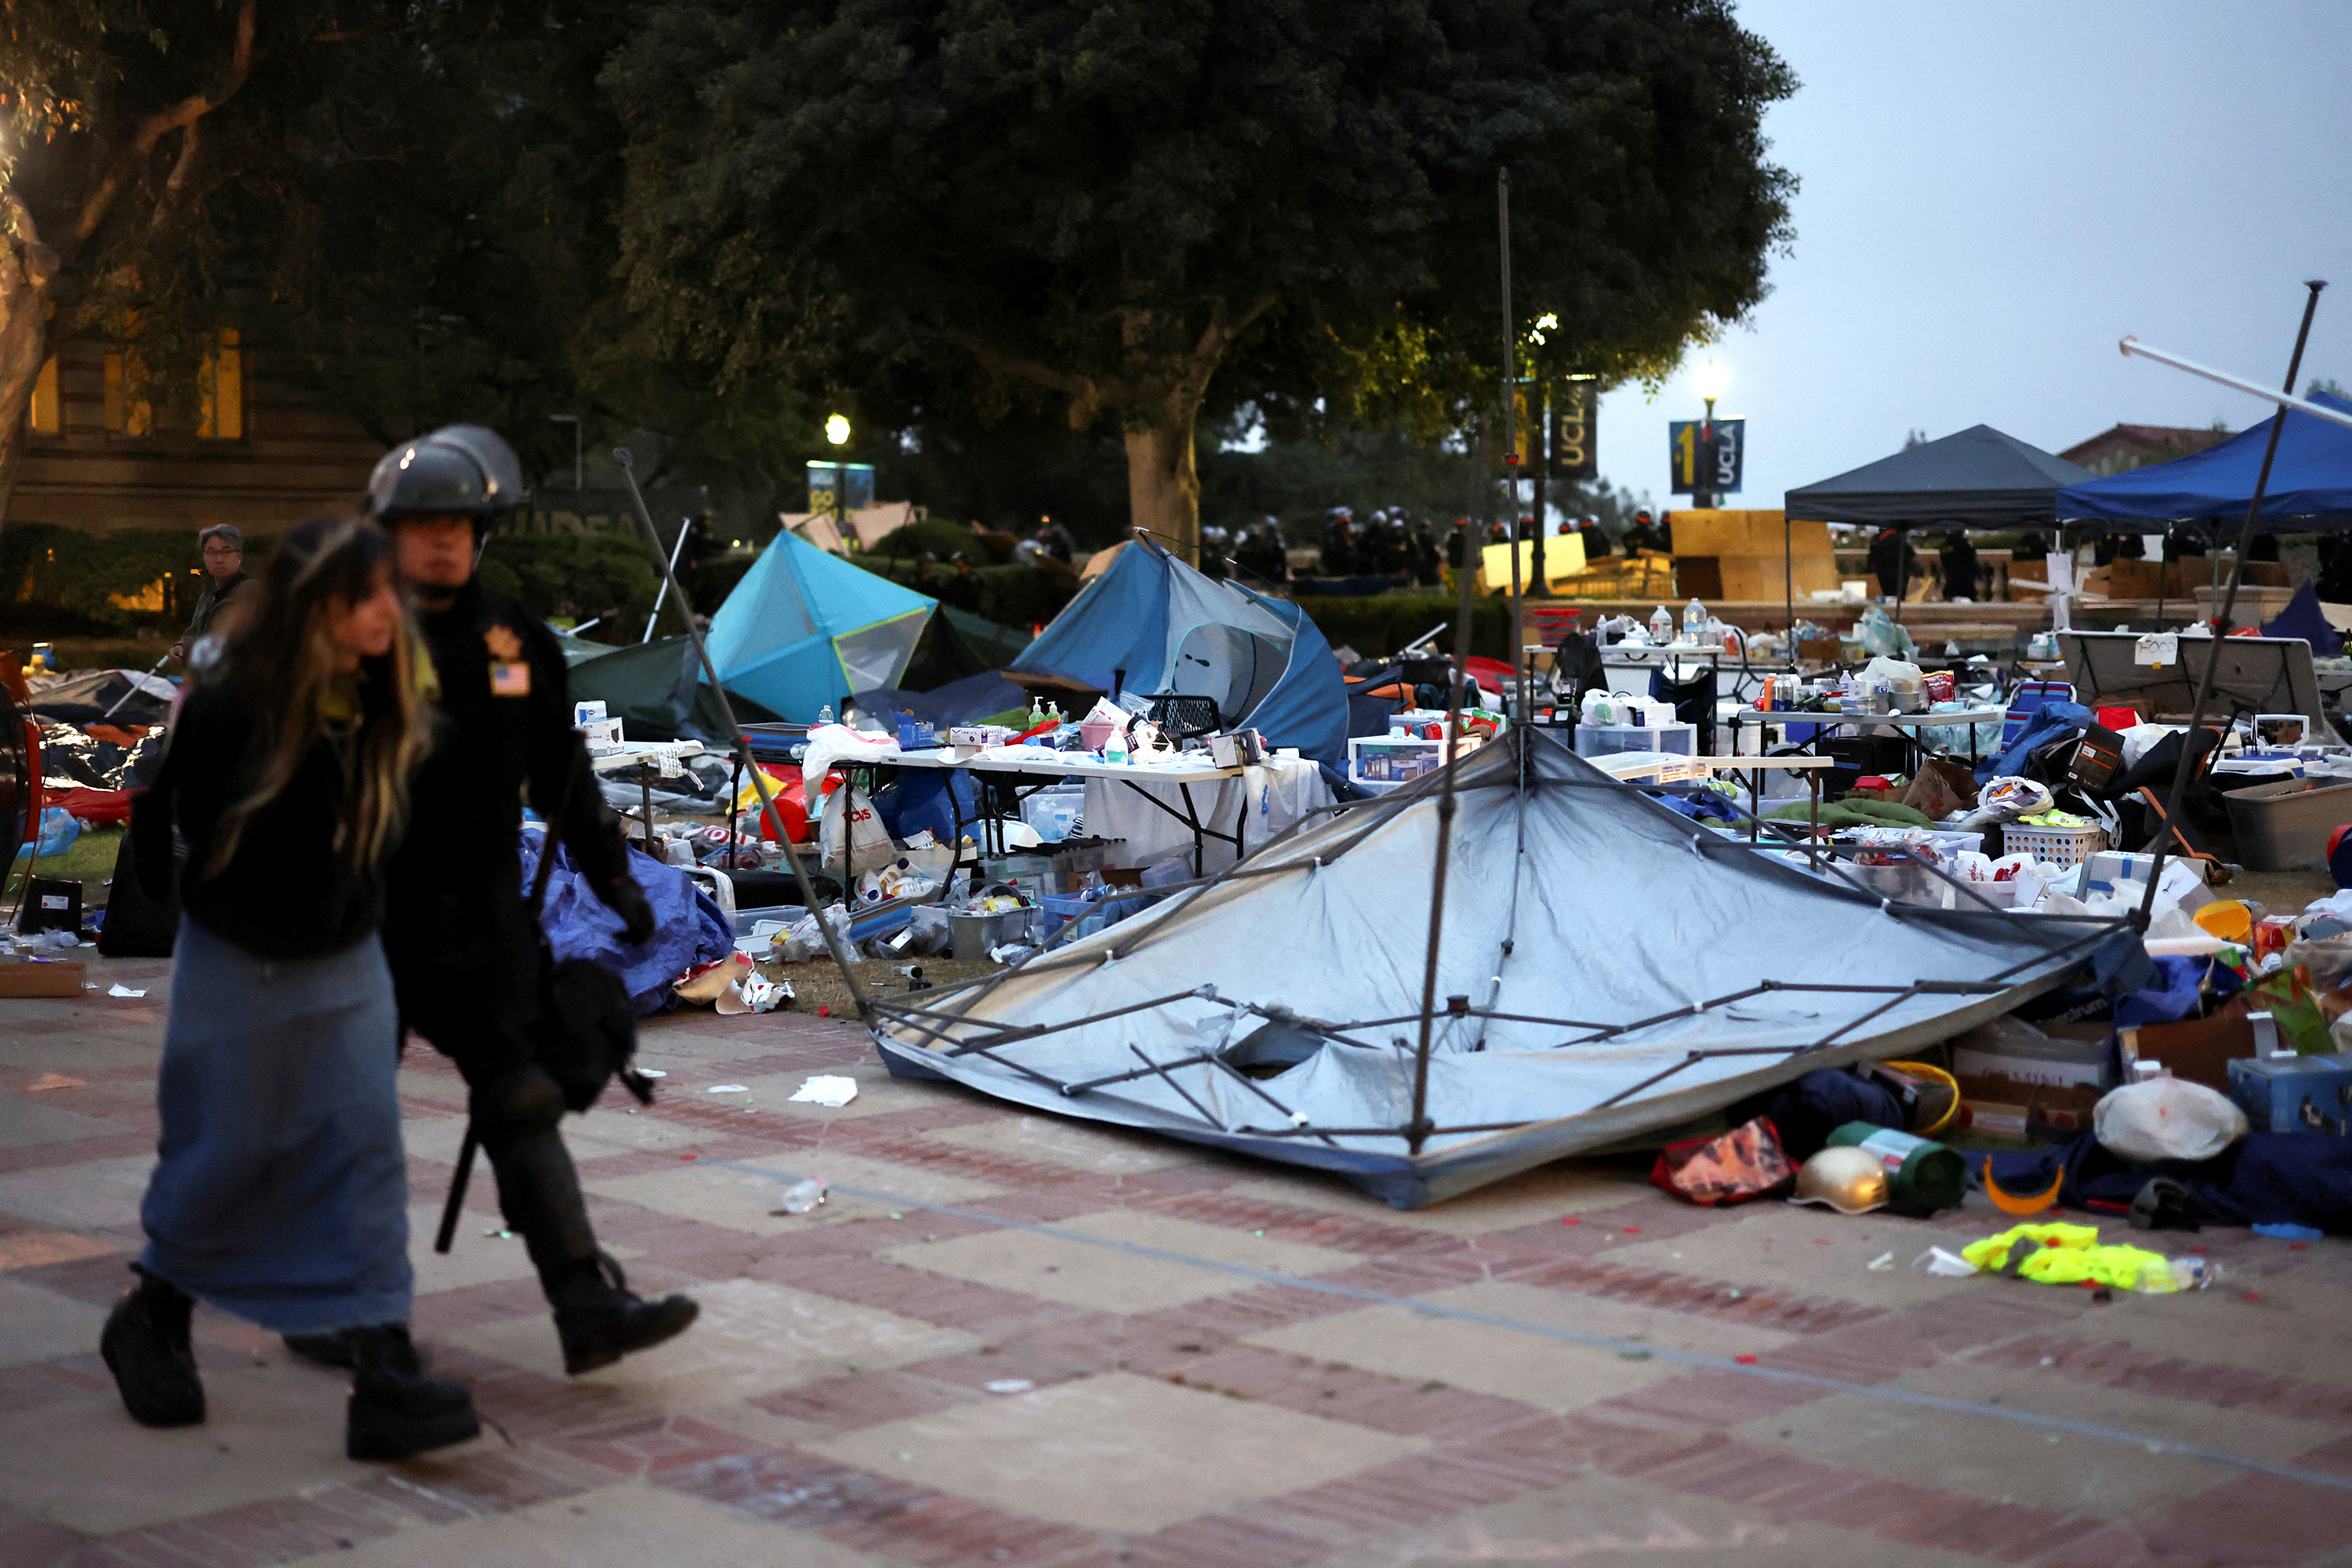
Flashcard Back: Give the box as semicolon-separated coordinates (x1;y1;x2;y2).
2228;1052;2352;1135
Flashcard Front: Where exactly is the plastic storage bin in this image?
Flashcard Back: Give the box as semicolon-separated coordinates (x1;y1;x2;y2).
1019;783;1086;844
1574;721;1697;757
2002;821;2107;869
2221;776;2352;872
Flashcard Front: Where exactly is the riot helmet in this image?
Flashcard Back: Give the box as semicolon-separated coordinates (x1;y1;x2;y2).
361;423;529;526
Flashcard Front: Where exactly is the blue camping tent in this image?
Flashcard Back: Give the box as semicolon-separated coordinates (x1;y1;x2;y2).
2056;390;2352;533
1011;538;1348;764
705;530;936;722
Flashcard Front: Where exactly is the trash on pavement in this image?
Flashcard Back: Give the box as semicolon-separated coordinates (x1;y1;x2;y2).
789;1074;859;1108
775;1178;828;1214
1914;1247;1979;1277
107;983;147;997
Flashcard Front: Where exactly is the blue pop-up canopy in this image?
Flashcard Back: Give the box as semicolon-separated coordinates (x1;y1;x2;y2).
2056;390;2352;533
705;530;935;721
1013;538;1348;764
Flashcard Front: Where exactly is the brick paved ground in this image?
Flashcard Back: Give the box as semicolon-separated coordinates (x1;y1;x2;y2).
8;952;2352;1566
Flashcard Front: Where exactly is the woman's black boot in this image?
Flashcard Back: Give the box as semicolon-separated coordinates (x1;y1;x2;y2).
100;1265;205;1428
344;1324;480;1461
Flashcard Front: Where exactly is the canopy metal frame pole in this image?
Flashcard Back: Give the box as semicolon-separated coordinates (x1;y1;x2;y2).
612;448;871;1014
2135;281;2326;928
2120;333;2352;432
1408;171;1517;1155
642;516;695;643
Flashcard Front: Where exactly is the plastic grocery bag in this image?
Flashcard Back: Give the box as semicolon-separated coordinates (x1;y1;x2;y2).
2092;1078;2249;1164
1857;605;1918;659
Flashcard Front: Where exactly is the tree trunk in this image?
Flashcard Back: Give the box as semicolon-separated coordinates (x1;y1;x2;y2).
0;230;55;538
1124;394;1202;568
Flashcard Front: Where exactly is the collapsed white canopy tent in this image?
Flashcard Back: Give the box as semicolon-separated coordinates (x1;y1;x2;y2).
871;728;2126;1207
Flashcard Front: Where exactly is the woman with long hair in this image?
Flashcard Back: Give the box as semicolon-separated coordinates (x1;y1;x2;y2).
106;516;480;1461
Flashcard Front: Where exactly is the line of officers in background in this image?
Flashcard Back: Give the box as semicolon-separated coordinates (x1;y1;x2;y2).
1207;506;1676;589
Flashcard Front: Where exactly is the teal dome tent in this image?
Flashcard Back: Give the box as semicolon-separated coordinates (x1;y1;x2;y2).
705;531;937;723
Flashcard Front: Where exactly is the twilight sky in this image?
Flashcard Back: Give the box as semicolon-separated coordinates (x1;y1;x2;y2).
1591;0;2352;514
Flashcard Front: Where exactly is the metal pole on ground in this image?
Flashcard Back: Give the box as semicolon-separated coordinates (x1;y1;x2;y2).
2136;280;2325;928
613;448;871;1015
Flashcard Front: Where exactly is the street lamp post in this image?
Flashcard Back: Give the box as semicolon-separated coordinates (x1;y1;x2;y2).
550;414;583;490
1692;361;1727;510
825;413;851;544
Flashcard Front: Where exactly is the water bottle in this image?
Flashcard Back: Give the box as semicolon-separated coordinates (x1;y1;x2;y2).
1682;596;1707;645
1648;604;1673;644
818;703;834;726
1105;727;1128;766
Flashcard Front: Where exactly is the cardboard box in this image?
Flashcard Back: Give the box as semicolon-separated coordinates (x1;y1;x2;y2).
1955;1072;2103;1138
0;960;86;998
2118;1003;2256;1092
1951;1016;2111;1089
2228;1052;2352;1134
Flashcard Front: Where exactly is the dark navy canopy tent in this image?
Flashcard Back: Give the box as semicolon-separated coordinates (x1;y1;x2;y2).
2056;390;2352;535
1786;425;2095;528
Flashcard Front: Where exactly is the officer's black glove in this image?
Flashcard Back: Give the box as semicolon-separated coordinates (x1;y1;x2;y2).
604;876;657;946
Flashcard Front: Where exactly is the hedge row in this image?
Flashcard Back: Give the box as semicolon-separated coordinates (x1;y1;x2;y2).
1289;593;1518;662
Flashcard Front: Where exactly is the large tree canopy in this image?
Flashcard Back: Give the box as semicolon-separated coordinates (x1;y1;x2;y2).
608;0;1796;560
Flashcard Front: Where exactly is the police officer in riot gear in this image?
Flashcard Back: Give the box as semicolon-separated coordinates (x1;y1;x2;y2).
294;424;696;1374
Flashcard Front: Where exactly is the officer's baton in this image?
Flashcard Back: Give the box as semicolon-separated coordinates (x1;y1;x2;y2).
434;1123;480;1255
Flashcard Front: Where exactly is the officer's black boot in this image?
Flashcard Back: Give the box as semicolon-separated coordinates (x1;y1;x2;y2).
491;1127;698;1375
549;1252;701;1376
100;1265;205;1428
345;1324;480;1461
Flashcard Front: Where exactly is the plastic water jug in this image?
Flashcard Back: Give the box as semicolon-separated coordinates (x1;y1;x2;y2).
1648;604;1674;643
1682;597;1707;645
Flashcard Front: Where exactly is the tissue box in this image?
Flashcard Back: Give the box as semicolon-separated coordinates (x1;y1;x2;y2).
579;717;626;756
2228;1052;2352;1134
573;699;608;725
948;724;1013;748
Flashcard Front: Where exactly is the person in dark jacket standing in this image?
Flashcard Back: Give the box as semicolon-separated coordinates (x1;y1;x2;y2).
328;424;693;1377
109;517;478;1461
168;524;254;663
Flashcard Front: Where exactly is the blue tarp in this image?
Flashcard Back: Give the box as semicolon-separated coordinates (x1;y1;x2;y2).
518;831;731;1015
2056;390;2352;532
1012;539;1349;765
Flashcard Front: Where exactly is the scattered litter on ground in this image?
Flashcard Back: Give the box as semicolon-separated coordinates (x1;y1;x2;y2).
106;983;146;997
707;1084;748;1094
1866;1251;1894;1271
984;1379;1034;1395
1915;1247;1978;1278
775;1178;828;1214
788;1074;860;1108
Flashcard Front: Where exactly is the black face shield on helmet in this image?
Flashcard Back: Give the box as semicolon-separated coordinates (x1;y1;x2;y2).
360;424;530;528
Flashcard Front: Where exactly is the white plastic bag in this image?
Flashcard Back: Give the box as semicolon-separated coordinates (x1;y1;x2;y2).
2092;1078;2249;1164
818;780;895;873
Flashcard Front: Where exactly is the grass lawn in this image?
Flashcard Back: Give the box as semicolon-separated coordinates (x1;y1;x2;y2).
12;824;122;906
